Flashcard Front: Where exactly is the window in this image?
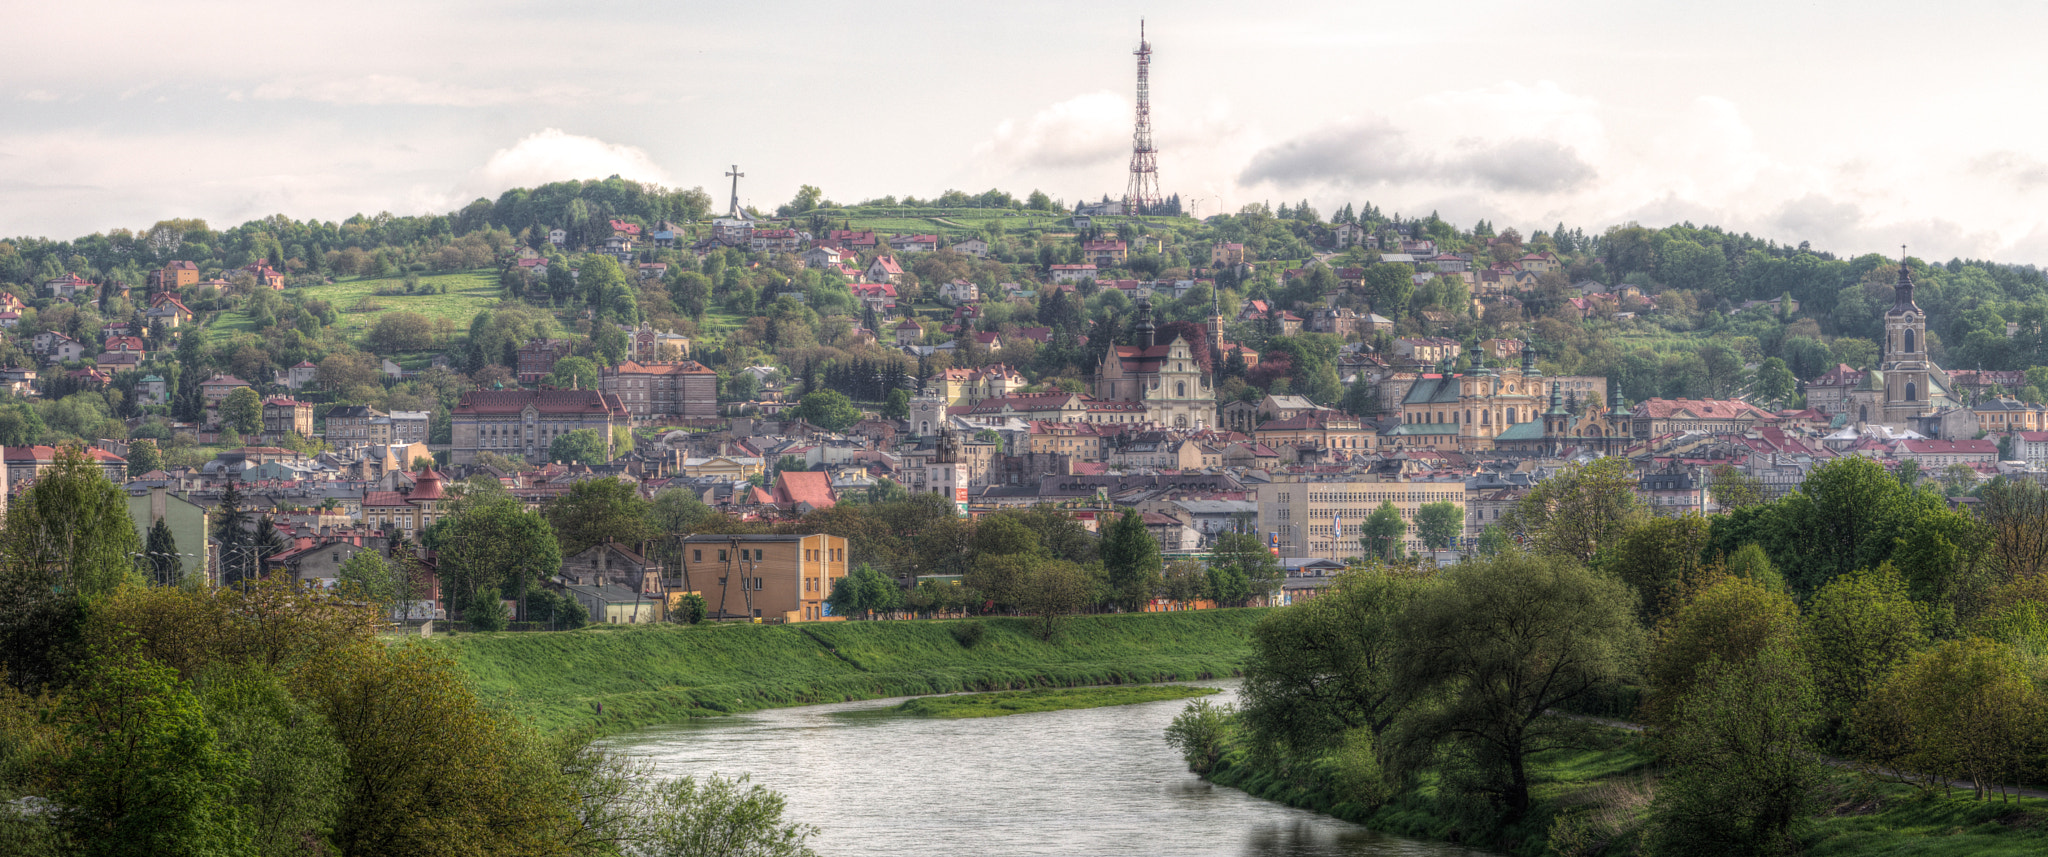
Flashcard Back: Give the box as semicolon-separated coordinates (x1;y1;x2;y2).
718;550;728;562
693;549;701;562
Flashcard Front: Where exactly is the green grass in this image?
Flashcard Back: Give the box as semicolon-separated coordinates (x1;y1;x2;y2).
428;610;1263;736
886;684;1217;719
208;270;510;344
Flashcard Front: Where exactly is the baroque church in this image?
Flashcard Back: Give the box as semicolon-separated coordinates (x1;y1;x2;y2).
1380;345;1631;456
1844;262;1957;429
1092;297;1217;428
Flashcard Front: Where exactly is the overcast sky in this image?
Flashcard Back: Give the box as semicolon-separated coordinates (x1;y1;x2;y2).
7;1;2048;265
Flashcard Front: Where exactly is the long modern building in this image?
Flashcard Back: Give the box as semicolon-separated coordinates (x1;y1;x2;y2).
449;389;629;464
1256;476;1465;559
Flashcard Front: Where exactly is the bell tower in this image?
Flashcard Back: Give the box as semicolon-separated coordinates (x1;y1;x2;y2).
1881;249;1932;425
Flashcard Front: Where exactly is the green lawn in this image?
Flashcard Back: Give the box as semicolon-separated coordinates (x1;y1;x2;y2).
207;270;511;344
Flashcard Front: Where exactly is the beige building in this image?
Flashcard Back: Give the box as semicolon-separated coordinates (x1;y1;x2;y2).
1092;299;1215;429
449;389;630;465
1257;477;1465;559
600;360;719;420
680;533;848;623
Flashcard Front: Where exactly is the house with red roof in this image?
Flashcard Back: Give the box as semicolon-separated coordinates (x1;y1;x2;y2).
865;254;905;285
608;219;642;237
43;273;93;299
6;445;126;486
772;470;836;512
361;469;447;538
1898;439;1998;468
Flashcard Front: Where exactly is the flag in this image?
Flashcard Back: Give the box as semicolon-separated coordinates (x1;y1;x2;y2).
1332;511;1343;540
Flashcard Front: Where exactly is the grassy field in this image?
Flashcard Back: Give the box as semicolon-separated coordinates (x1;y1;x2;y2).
1204;725;2048;857
427;610;1263;736
208;270;511;344
886;684;1217;719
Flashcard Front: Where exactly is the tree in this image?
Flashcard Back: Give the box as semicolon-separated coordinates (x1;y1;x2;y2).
1207;531;1281;607
548;428;609;464
881;388;910;420
790;390;860;432
1239;568;1430;761
196;666;345;857
145;517;181;587
825;563;898;619
1506;456;1646;564
363;310;435;352
1856;638;2046;800
1766;456;1943;595
624;774;819;857
1978;476;2048;581
125;438;163;477
1160;559;1208;609
544;477;654;557
213;480;253;586
430;495;563;614
0;445;142;688
543;355;600;390
53;646;251;856
1015;558;1092;640
221;386;262;435
1753;357;1796;405
1646;638;1825;857
1803;564;1926;734
1643;575;1802;727
336;550;399;614
1100;508;1162;611
1708;464;1767;511
1393;552;1640;818
1413;501;1461;551
1604;514;1714;625
1356;501;1407;561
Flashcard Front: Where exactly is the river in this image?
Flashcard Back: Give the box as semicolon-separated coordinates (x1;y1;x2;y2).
607;680;1490;857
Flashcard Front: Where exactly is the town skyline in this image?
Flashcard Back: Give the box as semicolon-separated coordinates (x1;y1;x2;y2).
8;2;2048;265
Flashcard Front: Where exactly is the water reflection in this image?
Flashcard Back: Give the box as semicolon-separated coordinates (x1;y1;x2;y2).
606;680;1490;857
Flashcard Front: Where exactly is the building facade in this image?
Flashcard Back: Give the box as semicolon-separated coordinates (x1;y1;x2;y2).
1257;477;1466;559
679;533;848;623
1091;299;1216;428
449;389;630;465
599;360;719;419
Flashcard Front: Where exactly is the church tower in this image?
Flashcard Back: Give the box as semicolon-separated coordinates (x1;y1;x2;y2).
1880;258;1933;426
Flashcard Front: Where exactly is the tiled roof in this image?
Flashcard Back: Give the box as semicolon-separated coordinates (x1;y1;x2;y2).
454;389;629;416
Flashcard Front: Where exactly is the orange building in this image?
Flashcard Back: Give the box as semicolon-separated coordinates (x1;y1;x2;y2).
681;533;848;623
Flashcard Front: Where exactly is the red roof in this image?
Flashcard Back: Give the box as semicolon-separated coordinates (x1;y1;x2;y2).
1902;439;1997;455
609;360;716;376
609;219;642;235
454;389;629;416
774;471;836;510
409;470;446;501
869;255;904;275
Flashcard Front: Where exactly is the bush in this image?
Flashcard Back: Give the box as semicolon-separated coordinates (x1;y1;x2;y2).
949;621;986;648
466;591;508;632
675;594;707;626
1164;698;1236;774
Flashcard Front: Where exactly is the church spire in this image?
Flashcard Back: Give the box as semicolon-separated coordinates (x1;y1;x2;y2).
1134;295;1157;351
1891;245;1919;313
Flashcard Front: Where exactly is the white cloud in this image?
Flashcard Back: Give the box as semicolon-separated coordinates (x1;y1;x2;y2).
454;129;673;203
976;91;1132;171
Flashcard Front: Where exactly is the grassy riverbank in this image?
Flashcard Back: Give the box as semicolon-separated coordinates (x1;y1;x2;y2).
889;685;1217;719
429;610;1263;735
1203;726;2048;857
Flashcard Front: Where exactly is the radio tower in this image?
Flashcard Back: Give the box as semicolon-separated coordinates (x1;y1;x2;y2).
1124;21;1161;216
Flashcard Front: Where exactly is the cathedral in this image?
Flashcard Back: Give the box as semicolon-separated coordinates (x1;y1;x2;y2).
1092;297;1217;428
1381;345;1631;456
1844;263;1957;429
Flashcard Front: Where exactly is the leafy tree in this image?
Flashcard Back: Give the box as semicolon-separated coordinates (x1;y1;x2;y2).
336;550;399;613
1604;514;1714;625
547;428;609;464
543;356;600;390
54;646;252;856
1764;456;1944;595
1240;568;1429;761
430;495;562;613
790;390;860;432
544;477;654;557
1016;558;1092;641
623;773;819;857
221;386;262;435
1164;699;1237;775
1393;552;1640;818
1207;531;1280;607
1474;524;1512;558
825;563;899;619
1358;501;1406;560
1646;638;1824;857
1100;509;1162;611
1753;357;1796;405
881;388;910;420
125;438;163;477
362;310;435;352
1979;477;2048;581
1160;559;1209;609
145;517;181;587
1507;456;1646;564
1413;501;1461;551
1856;637;2046;800
0;445;142;689
1643;575;1801;727
1803;564;1926;734
196;666;345;857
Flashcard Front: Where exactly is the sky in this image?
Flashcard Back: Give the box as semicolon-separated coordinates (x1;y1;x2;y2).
7;0;2048;265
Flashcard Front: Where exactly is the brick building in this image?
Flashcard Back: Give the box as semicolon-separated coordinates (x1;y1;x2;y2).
599;360;719;419
449;388;629;465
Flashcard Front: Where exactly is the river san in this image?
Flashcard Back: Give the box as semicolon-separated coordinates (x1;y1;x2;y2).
607;680;1489;856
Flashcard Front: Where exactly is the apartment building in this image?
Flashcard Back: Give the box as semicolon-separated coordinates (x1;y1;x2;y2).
1257;477;1465;559
679;533;848;623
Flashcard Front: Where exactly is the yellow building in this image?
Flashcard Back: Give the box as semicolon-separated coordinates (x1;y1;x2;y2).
1257;477;1465;559
678;455;767;481
681;533;848;623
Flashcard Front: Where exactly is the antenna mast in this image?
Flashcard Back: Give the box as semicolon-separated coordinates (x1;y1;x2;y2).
1124;21;1161;215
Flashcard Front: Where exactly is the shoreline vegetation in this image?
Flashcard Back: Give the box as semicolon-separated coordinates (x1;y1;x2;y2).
428;610;1263;736
885;684;1218;719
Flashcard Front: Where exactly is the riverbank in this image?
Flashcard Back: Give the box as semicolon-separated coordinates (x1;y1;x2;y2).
1201;726;2048;857
430;610;1263;735
889;685;1217;718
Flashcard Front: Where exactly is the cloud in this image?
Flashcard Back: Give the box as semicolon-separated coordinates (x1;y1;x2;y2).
1969;150;2048;191
976;91;1131;170
1238;118;1596;193
251;75;598;107
456;129;673;202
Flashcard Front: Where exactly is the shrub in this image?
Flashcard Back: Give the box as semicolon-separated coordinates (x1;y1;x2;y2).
466;591;508;632
1164;698;1236;774
949;621;986;648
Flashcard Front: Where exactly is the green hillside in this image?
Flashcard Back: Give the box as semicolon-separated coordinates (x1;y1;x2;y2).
428;610;1263;735
207;270;509;344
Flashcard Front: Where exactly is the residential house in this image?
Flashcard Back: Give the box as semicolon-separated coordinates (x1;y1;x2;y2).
559;541;663;592
1049;264;1098;283
324;405;386;446
44;273;94;299
147;260;200;292
891;234;939;253
1211;243;1246;267
199;374;253;426
802;245;847;269
937;280;980;305
360;469;448;539
1083;239;1129;268
561;583;661;624
952;237;990;258
146;295;194;327
516;338;575;384
865;254;905;284
750;228;801;253
679;533;849;622
7;445;127;484
261;397;315;440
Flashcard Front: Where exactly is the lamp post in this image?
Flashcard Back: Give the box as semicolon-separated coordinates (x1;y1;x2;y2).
130;550;200;587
